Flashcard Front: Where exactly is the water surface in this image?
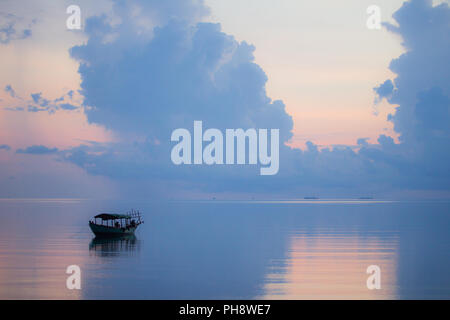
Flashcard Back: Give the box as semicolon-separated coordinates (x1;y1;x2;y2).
0;199;449;299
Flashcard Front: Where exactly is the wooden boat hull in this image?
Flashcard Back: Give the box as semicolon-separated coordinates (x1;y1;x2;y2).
89;221;136;236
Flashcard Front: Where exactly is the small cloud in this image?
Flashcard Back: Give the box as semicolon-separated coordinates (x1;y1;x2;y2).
24;91;79;113
4;84;16;97
27;105;47;112
30;92;50;106
4;106;24;111
16;145;58;155
0;12;33;45
0;144;11;151
59;103;78;110
52;89;77;105
31;92;41;103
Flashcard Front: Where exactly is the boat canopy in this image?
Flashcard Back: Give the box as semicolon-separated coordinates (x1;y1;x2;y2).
94;213;131;220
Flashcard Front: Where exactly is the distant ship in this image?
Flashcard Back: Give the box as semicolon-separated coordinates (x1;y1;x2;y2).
89;210;144;236
358;197;374;200
304;196;319;200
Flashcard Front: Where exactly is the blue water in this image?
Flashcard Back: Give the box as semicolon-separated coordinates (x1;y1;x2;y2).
0;199;449;299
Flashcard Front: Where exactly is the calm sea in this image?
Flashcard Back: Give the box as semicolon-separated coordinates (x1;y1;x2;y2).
0;199;449;299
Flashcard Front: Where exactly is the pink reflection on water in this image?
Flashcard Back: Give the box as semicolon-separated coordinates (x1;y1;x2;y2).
259;229;398;299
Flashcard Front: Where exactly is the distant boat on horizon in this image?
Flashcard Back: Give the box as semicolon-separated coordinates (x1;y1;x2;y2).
89;209;144;237
358;197;374;200
304;196;319;200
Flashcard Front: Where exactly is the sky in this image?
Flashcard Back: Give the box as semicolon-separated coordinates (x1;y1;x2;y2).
0;0;449;199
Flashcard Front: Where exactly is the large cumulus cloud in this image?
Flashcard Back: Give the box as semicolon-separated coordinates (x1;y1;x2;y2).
63;0;296;195
70;16;293;142
381;0;449;142
43;0;449;197
369;0;450;189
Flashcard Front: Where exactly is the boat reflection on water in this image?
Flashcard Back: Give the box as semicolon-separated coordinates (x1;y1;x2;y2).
89;235;141;257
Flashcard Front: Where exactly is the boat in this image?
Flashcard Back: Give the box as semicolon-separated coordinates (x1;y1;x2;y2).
89;210;144;236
